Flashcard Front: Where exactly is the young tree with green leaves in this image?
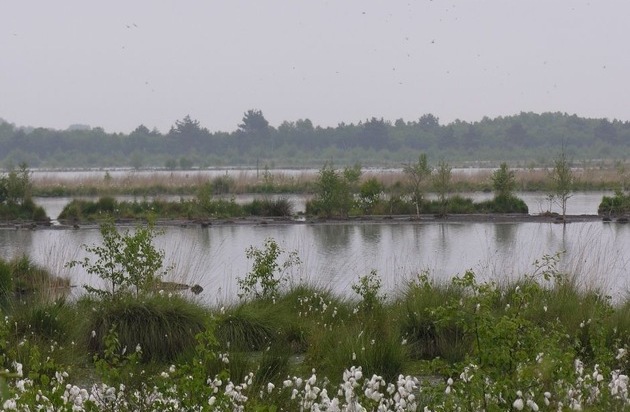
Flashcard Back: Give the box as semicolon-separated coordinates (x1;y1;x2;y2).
67;220;169;299
433;159;452;217
0;162;32;206
549;150;574;220
492;162;516;199
403;153;431;215
237;238;300;300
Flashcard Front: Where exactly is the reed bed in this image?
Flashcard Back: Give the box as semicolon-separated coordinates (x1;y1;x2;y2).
30;166;624;198
31;170;318;196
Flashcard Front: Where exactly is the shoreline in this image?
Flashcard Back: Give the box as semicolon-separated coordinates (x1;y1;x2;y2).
0;213;611;231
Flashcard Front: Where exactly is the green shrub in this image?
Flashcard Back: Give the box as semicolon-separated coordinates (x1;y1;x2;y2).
386;195;416;215
237;238;300;300
0;199;48;222
491;162;517;199
243;197;293;217
358;178;383;214
211;175;234;195
307;163;358;218
96;196;117;213
476;195;529;213
67;220;169;300
57;199;84;221
419;195;476;214
598;190;630;217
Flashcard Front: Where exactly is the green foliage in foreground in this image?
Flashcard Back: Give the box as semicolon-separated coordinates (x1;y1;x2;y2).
3;250;630;410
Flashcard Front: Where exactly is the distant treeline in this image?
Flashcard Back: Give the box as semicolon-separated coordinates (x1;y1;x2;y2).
1;111;629;168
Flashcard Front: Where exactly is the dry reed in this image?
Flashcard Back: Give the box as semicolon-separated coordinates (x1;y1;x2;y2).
30;166;623;196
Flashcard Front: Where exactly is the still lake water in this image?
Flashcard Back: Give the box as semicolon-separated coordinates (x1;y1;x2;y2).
1;191;629;305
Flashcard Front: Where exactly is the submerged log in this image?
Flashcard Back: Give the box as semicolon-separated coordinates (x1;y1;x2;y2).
153;281;204;295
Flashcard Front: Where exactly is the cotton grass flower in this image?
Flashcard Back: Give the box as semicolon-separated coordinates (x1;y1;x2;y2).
513;398;524;410
445;377;454;394
526;399;539;411
11;361;22;377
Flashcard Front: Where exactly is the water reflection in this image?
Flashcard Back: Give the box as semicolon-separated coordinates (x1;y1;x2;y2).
1;220;629;304
358;224;381;244
494;223;517;248
312;224;353;253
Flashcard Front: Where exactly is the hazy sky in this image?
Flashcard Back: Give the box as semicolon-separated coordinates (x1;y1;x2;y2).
2;1;629;134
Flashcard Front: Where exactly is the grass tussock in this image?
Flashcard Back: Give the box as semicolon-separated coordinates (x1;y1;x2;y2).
81;294;209;362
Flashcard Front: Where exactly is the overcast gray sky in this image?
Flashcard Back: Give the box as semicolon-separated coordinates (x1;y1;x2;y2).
1;1;629;133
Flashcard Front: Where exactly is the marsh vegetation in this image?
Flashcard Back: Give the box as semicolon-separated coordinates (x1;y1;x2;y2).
2;227;630;410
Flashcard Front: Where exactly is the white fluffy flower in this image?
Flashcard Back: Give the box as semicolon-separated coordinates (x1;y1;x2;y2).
526;399;539;411
12;362;23;377
513;398;524;410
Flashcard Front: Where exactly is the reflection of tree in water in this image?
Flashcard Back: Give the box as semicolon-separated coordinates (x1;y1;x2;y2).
197;226;212;247
409;224;426;248
494;223;517;249
312;224;353;253
435;223;467;255
358;224;381;244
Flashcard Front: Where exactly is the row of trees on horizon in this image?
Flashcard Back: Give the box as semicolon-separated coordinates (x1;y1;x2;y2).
0;110;629;168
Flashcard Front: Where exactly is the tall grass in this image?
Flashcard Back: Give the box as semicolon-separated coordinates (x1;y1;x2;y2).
397;274;470;362
81;294;209;362
0;255;71;303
